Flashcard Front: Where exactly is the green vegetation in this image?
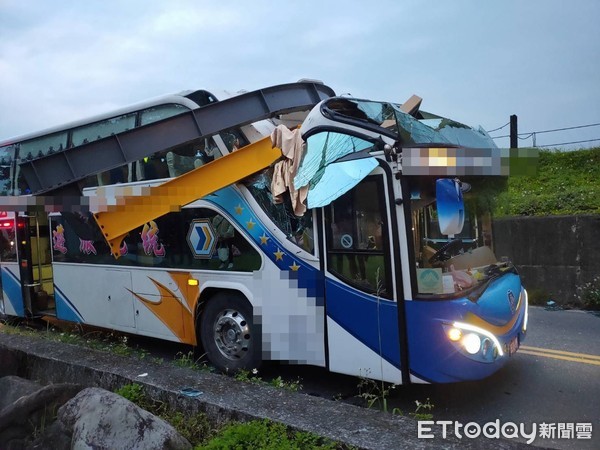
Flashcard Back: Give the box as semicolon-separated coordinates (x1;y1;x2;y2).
114;383;343;449
173;350;209;371
198;420;339;450
577;276;600;310
115;383;215;445
494;147;600;217
355;367;434;419
234;368;303;392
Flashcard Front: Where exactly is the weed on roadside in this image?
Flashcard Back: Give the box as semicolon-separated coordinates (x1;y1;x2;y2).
577;276;600;310
356;370;397;413
115;383;215;445
410;398;435;420
235;369;303;392
196;419;340;450
173;350;207;371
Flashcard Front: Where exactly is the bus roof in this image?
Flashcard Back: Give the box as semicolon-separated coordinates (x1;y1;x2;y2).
0;89;217;147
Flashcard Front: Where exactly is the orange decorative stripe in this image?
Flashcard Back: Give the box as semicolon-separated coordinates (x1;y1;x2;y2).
463;294;522;336
129;272;199;345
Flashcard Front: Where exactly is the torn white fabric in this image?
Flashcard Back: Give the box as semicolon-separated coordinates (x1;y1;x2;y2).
270;125;308;216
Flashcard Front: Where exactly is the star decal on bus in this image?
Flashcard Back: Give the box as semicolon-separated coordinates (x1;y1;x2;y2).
274;249;284;261
259;234;270;245
246;219;256;230
235;204;244;215
289;261;301;271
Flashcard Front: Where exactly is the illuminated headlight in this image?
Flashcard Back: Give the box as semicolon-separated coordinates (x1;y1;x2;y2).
447;327;462;342
462;333;481;354
443;322;504;362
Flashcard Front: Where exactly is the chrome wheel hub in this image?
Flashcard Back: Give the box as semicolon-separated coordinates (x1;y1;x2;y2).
213;309;251;360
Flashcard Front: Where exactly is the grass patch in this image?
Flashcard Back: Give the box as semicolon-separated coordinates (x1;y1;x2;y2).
114;383;345;449
196;419;340;450
235;369;303;392
494;147;600;217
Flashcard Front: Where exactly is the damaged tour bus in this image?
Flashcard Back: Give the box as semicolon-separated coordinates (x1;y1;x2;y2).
0;82;531;383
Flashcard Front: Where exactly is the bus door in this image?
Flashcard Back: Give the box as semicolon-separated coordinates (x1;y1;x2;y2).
0;212;24;317
322;173;405;383
15;212;56;317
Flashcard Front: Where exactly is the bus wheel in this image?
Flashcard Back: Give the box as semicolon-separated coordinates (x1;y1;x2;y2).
200;293;261;373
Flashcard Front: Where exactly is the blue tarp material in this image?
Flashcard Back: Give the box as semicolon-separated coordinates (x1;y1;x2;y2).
306;158;379;208
295;131;377;209
294;132;374;189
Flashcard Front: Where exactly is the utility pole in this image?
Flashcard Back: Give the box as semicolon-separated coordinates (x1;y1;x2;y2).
510;114;518;148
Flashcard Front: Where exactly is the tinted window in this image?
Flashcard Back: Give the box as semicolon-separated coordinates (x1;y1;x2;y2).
71;113;137;147
51;208;261;272
140;104;189;125
20;132;68;160
325;177;392;298
0;145;15;196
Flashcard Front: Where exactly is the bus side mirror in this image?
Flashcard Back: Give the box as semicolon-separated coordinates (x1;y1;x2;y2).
436;178;465;236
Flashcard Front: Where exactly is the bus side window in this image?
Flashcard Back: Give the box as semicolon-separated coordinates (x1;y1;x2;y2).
325;178;391;298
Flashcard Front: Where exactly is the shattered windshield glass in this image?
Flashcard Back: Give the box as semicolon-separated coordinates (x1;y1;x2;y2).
319;97;497;148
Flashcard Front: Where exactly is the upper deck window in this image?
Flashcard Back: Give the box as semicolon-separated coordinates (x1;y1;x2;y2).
71;112;137;147
140;104;189;125
0;145;16;196
20;131;68;160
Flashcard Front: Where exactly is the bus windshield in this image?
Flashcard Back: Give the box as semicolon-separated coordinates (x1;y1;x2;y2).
409;176;513;298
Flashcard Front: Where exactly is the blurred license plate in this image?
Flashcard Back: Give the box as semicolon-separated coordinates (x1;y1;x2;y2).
508;336;519;356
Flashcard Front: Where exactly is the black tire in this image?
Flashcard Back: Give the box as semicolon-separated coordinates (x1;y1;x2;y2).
199;292;261;373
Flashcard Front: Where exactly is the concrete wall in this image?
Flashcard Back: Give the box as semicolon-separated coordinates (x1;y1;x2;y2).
493;215;600;306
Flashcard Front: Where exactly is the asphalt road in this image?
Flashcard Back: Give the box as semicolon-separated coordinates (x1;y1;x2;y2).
262;306;599;450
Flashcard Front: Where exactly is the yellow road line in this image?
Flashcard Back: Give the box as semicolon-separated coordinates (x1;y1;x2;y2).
519;347;600;366
520;345;600;361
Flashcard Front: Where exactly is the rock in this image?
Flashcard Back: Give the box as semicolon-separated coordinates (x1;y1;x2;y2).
0;350;22;378
0;376;41;410
58;387;191;450
0;378;83;448
27;421;72;450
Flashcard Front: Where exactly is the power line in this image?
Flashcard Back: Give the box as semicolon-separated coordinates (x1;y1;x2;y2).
518;133;534;140
490;121;600;140
537;138;600;148
486;122;510;133
520;122;600;136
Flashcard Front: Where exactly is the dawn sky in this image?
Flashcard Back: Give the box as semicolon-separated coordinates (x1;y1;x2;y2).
1;0;599;150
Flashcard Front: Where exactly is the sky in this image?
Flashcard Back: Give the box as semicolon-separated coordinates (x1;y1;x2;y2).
1;0;599;150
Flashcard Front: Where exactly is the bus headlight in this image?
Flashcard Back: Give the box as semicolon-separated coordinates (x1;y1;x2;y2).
462;333;481;354
447;327;462;342
443;322;504;362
